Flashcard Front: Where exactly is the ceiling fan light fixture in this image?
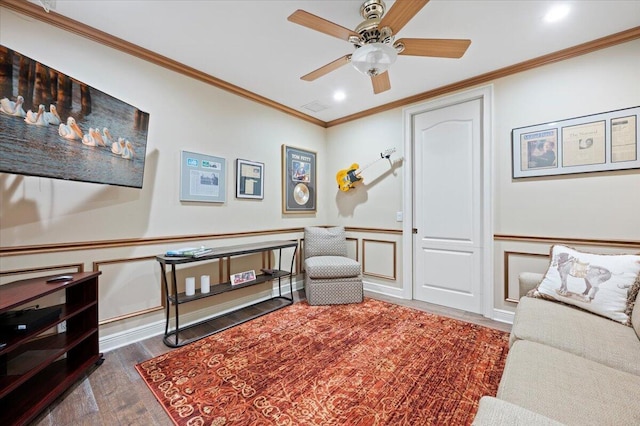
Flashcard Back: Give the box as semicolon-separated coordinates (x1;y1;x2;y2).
351;42;397;76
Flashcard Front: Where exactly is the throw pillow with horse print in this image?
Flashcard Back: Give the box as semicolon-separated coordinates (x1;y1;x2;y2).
530;245;640;325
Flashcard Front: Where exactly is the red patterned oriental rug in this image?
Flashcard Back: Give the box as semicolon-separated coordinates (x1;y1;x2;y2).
136;299;509;425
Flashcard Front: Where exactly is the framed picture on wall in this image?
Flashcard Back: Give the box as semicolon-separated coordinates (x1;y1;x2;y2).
236;159;264;199
512;106;640;178
180;150;226;202
281;145;316;213
517;128;559;172
0;45;150;189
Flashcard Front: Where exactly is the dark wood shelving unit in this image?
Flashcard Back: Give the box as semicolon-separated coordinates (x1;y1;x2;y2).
0;272;103;425
157;240;297;348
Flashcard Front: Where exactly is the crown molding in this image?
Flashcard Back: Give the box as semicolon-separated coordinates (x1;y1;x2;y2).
326;26;640;127
0;0;326;127
1;0;638;129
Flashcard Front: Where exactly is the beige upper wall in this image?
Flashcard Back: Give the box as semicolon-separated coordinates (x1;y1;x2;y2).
0;8;327;247
326;109;405;228
1;8;638;251
327;39;640;242
493;40;640;240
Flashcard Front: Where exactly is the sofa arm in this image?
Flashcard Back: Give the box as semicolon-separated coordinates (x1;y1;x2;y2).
472;396;565;425
518;272;544;298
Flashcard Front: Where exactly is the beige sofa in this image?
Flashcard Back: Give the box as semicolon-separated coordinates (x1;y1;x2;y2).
473;272;640;425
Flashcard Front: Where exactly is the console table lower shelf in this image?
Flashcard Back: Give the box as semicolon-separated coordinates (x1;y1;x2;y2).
163;296;293;348
156;240;298;348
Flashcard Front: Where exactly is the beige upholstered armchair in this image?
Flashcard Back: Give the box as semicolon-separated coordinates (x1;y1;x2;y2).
304;226;364;305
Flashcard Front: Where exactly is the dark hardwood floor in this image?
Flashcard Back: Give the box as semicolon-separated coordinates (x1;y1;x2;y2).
30;290;511;425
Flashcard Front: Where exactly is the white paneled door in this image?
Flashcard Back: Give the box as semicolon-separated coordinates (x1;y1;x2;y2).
412;98;484;313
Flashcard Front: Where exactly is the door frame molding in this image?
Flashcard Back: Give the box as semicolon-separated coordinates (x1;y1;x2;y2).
402;85;494;318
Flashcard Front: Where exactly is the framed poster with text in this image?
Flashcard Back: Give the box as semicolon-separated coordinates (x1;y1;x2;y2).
282;145;316;213
512;106;639;178
180;150;226;202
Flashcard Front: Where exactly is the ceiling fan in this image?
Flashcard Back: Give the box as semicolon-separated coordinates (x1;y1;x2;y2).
288;0;471;94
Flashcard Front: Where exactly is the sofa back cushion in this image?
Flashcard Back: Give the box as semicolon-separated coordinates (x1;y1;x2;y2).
304;226;347;259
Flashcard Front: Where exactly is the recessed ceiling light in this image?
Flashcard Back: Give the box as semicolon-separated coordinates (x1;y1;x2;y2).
333;91;346;102
544;4;570;23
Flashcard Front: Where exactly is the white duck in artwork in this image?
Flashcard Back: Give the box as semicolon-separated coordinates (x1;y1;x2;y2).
92;128;107;146
121;140;136;160
0;95;26;117
43;105;61;125
58;117;83;140
82;127;98;146
82;128;108;147
101;127;114;144
111;137;125;155
24;104;47;126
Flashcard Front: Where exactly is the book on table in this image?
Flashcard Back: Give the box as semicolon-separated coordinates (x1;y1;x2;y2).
165;247;214;258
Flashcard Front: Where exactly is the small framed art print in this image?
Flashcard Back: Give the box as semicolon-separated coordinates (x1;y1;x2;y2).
236;159;264;199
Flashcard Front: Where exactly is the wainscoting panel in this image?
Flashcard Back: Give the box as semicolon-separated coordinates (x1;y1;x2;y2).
503;251;550;303
347;237;359;262
362;239;397;280
0;263;84;285
95;256;163;325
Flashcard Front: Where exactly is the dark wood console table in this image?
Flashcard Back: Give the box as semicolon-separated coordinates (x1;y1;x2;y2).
156;240;298;348
0;271;103;425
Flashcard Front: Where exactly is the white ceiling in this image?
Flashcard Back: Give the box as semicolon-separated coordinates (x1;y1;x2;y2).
28;0;640;123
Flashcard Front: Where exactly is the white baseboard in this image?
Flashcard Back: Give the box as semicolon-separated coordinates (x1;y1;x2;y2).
363;280;407;299
365;281;514;325
99;318;166;354
99;277;305;353
492;308;515;324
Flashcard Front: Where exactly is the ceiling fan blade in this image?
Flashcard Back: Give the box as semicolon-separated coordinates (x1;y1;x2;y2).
396;38;471;58
288;10;359;42
371;72;391;94
301;55;351;81
379;0;430;33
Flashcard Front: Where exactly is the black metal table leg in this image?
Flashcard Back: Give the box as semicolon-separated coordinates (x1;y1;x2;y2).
171;264;179;347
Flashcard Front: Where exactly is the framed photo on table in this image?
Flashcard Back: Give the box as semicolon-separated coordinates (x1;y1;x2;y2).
282;145;316;213
231;270;256;286
512;106;640;178
236;159;264;199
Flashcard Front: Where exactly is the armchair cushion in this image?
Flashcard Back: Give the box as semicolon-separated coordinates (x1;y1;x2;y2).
304;226;347;258
305;256;361;279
